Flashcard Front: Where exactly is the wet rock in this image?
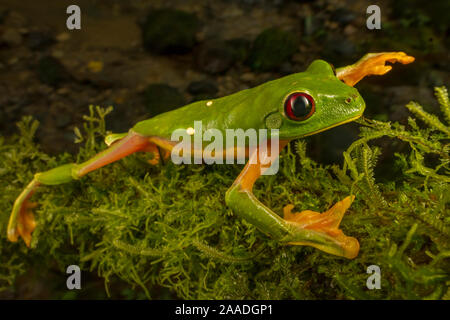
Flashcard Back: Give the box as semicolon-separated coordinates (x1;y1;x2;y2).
421;1;450;30
247;28;298;72
1;28;22;46
226;38;251;63
279;61;294;75
85;72;115;89
424;70;445;87
56;87;70;95
303;15;324;37
240;72;256;83
3;11;27;28
195;41;236;74
331;8;357;26
188;79;219;102
343;24;357;36
26;31;55;50
365;85;438;123
238;0;265;4
310;123;360;165
37;56;71;87
386;86;437;112
0;7;8;24
392;0;449;30
141;9;200;54
143;83;186;117
0;108;4;129
323;34;356;61
187;80;218;96
56;32;70;42
55;113;71;128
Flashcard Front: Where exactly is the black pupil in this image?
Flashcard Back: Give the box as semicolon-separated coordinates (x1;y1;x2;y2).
292;95;311;118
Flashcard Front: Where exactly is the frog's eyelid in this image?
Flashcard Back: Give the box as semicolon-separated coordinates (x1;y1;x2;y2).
329;63;337;76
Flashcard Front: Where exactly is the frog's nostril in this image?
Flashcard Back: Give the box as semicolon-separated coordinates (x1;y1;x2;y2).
345;97;352;104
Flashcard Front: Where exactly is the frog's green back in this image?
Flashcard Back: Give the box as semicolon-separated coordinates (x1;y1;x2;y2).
132;84;267;138
132;60;365;141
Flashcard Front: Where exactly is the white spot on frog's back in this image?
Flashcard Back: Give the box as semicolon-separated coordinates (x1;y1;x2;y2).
206;101;213;107
186;127;195;135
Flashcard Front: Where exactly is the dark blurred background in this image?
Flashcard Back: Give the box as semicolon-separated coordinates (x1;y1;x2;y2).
0;0;448;299
0;0;448;163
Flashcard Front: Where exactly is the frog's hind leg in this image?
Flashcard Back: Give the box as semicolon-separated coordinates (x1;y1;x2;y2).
282;196;359;257
336;52;415;86
141;144;170;165
225;140;359;259
7;132;153;247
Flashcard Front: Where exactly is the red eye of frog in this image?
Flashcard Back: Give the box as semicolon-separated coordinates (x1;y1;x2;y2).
284;92;315;121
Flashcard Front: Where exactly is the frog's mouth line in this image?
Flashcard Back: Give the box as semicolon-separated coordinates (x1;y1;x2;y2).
300;114;363;138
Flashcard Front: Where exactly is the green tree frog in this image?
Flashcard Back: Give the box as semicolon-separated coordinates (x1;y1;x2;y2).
7;52;414;259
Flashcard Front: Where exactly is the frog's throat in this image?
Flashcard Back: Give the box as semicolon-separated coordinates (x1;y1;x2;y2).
300;114;362;138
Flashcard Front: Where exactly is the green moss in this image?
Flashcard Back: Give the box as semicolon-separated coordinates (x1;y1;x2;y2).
142;83;186;117
248;28;298;72
0;88;449;299
141;9;200;54
37;56;69;87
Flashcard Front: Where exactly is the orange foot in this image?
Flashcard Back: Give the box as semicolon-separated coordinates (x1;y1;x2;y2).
336;52;415;86
14;200;37;247
7;179;40;247
283;196;359;259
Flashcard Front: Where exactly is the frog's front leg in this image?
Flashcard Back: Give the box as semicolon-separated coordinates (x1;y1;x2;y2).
225;141;359;259
336;52;415;86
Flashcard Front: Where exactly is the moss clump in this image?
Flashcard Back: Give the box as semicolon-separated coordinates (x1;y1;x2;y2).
37;56;70;87
141;9;200;54
0;88;449;299
226;38;251;63
142;83;186;117
248;28;298;72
